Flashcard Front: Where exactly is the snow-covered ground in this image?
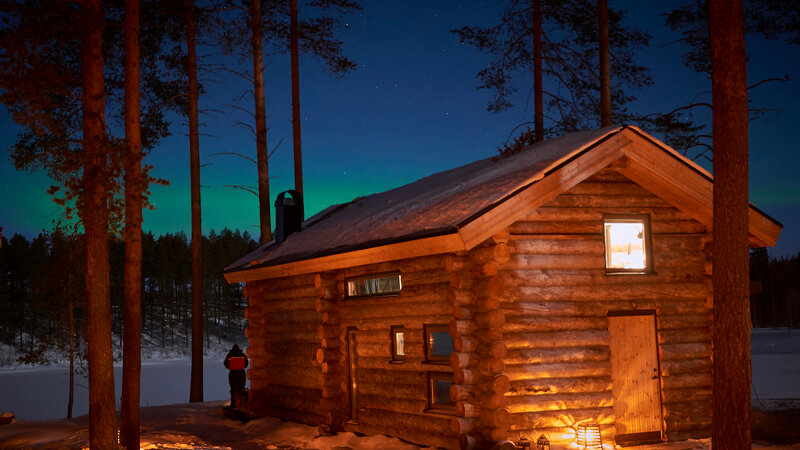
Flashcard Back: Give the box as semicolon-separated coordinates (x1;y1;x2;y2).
0;357;231;421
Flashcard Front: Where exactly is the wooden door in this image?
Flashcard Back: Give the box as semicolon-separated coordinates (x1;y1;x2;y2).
346;328;359;422
608;311;663;444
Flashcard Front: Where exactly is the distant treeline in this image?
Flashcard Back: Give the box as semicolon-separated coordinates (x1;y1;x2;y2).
0;228;258;365
751;248;800;328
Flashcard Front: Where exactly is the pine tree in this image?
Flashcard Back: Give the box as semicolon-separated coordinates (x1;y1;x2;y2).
709;0;751;446
453;0;651;136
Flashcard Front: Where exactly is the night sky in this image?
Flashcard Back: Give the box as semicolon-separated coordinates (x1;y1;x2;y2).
1;1;799;257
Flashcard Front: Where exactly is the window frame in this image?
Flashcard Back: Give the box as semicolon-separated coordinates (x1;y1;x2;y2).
423;323;453;365
426;371;456;414
389;325;406;364
603;213;654;275
344;271;402;299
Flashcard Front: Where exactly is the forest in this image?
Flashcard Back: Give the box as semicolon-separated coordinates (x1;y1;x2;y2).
1;228;796;368
0;229;257;366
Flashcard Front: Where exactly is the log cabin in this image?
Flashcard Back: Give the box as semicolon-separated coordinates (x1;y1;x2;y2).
223;125;781;449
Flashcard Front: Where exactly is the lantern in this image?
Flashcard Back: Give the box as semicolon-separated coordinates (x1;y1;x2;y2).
576;423;603;449
536;434;550;450
516;436;531;450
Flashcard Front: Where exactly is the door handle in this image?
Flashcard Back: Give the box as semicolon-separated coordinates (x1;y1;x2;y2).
652;368;659;379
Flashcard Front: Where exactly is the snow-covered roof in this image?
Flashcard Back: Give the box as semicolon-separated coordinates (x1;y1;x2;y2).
225;127;622;274
224;125;782;282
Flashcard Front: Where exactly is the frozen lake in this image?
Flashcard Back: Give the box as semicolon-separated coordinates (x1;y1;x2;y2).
0;357;231;421
0;328;797;422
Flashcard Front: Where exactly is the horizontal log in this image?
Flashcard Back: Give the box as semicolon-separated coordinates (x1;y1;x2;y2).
661;358;710;378
488;341;507;360
450;352;504;373
509;407;614;429
504;361;610;381
505;392;613;414
504;330;609;349
517;283;709;302
339;299;450;320
508;219;706;235
448;288;477;307
454;335;477;353
563;180;651;196
481;407;511;429
358;368;427;386
547;192;670;208
456;401;481;418
508;376;612;396
450;271;474;289
260;384;322;414
450;319;478;337
450;417;474;434
316;348;341;364
313;272;338;288
661;372;711;390
662;386;711;404
453;305;476;320
660;342;711;361
339;314;453;330
523;206;692;222
658;314;711;330
444;254;471;272
476;311;505;329
358;381;427;402
470;243;511;264
474;277;507;300
358;394;427;415
503;299;708;318
502;315;607;333
255;285;320;301
504;346;609;366
500;268;707;287
356;407;453;435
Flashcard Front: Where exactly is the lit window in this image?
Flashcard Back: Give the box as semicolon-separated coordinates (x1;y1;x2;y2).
424;324;453;364
346;273;401;298
604;215;652;273
390;325;405;363
427;372;455;413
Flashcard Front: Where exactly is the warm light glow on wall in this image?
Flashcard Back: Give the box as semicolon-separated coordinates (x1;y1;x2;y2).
604;221;646;269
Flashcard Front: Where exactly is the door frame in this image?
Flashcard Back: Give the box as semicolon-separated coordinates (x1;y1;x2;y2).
346;327;359;423
607;309;664;445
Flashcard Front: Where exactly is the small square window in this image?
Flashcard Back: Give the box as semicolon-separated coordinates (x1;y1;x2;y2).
345;273;402;298
604;214;653;273
427;372;455;413
424;324;453;364
390;325;405;363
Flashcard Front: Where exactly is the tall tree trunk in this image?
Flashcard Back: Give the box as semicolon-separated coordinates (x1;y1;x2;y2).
709;0;751;448
80;0;117;446
598;0;611;126
67;272;74;420
290;0;303;209
532;0;543;141
252;0;272;244
187;0;204;403
121;0;143;446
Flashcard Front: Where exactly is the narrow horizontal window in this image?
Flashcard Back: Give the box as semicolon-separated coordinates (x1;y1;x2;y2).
427;372;455;413
604;214;653;273
424;324;453;364
345;273;401;298
390;325;405;363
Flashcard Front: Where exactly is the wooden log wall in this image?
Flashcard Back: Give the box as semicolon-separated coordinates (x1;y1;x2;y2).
336;255;461;450
243;275;325;425
446;236;513;449
500;167;712;445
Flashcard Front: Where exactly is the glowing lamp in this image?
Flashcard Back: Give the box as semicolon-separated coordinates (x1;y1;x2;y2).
576;423;602;449
516;436;531;450
536;434;550;450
